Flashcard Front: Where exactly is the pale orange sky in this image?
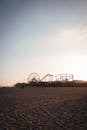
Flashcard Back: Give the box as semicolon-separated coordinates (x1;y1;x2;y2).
0;0;87;86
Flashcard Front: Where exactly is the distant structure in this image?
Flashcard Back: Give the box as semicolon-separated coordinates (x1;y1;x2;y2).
27;72;40;83
41;74;54;82
57;74;73;82
27;72;74;83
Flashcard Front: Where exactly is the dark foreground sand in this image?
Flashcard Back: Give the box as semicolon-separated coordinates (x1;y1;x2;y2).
0;87;87;130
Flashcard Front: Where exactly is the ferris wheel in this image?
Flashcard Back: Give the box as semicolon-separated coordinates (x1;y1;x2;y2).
27;72;40;83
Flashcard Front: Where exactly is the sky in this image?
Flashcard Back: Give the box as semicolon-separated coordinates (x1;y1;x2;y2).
0;0;87;86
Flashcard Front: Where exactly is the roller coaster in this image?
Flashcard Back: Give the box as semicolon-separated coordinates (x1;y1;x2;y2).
15;73;87;88
27;72;74;85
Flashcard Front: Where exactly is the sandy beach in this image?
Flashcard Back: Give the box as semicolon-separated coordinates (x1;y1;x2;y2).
0;87;87;129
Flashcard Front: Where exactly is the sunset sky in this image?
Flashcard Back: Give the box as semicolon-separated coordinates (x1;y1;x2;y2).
0;0;87;86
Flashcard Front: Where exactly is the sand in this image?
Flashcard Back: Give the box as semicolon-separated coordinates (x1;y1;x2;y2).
0;87;87;129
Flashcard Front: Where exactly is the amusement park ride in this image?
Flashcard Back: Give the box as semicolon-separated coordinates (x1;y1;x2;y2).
27;72;74;84
15;72;87;88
